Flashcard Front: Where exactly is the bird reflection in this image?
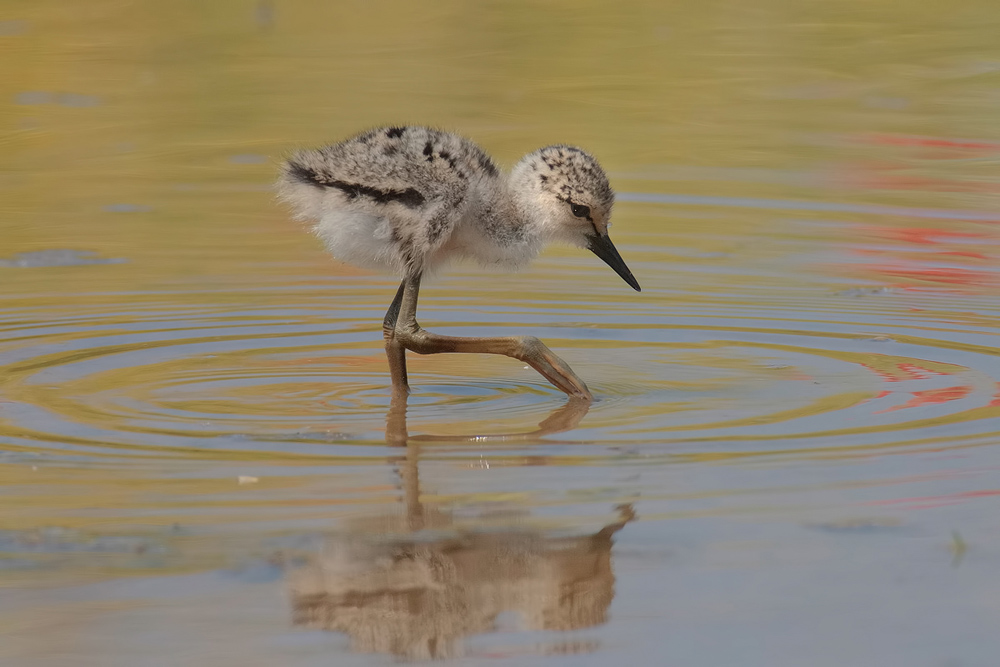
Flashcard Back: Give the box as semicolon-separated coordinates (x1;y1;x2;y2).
385;392;592;446
287;394;633;660
386;393;591;531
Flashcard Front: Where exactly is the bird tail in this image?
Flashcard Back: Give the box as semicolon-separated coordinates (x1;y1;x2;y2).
275;152;329;222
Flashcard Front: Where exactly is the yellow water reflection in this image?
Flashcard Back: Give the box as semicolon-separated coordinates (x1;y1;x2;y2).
3;0;1000;664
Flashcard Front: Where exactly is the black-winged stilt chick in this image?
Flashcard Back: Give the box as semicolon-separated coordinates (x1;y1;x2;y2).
277;126;640;401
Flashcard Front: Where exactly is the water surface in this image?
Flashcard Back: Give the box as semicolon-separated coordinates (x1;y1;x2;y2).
2;1;1000;664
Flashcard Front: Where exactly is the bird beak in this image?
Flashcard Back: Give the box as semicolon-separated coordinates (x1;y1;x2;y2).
586;233;641;292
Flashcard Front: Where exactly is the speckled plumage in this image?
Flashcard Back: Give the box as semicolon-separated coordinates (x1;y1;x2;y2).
276;126;617;277
276;125;639;401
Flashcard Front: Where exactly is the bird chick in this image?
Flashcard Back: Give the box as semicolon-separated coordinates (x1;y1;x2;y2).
277;126;640;400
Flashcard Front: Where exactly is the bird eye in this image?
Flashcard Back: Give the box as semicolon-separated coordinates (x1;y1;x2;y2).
570;203;590;218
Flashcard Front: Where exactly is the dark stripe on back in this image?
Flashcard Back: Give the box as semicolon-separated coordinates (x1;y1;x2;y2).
328;180;425;208
286;161;425;208
287;162;326;189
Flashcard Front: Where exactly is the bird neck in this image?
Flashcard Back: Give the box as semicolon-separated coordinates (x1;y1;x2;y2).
505;154;559;244
474;176;542;245
448;176;544;270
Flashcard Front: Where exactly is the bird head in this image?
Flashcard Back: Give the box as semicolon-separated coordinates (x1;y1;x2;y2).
510;145;640;291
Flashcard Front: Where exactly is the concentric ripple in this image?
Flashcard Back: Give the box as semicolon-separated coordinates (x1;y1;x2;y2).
3;239;1000;465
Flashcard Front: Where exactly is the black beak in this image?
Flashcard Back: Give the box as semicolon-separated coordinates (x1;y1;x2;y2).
586;234;641;292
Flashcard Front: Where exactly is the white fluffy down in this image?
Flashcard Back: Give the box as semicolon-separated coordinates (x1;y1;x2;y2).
312;208;404;274
277;177;408;274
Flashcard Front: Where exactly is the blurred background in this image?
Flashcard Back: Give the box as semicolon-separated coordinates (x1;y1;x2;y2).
2;1;1000;664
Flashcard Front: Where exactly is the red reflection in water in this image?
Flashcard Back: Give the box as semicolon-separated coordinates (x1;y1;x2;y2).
832;132;1000;292
876;385;973;414
864;227;986;246
849;226;998;291
860;361;952;383
855;132;1000;153
987;383;1000;407
859;361;972;414
938;250;990;260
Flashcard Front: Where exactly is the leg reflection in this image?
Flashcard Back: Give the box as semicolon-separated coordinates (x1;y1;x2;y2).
385;393;591;446
385;392;591;532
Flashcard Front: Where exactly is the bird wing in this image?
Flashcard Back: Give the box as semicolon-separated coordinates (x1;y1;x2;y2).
278;126;498;274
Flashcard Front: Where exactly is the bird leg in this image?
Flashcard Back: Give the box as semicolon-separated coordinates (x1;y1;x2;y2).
390;273;593;400
383;279;410;398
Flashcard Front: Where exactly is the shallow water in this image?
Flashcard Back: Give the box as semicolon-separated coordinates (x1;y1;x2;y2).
3;1;1000;664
